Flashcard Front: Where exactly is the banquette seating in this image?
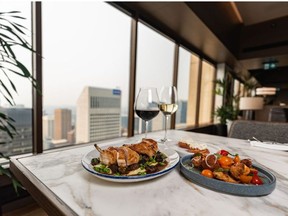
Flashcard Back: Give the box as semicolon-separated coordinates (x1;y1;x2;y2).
228;120;288;143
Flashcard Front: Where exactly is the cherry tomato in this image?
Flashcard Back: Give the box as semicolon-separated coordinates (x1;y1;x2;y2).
218;156;234;168
239;175;252;184
250;168;258;175
201;169;213;178
234;155;240;163
219;150;229;156
251;174;263;185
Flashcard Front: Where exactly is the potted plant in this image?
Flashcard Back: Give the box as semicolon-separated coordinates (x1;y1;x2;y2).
214;78;239;136
0;11;37;192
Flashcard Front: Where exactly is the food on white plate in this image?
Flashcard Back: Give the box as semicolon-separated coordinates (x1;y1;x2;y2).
178;139;210;154
92;138;168;176
94;145;140;167
125;138;158;157
189;149;264;185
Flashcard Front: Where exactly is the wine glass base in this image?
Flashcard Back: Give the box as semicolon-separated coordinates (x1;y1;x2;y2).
158;138;172;143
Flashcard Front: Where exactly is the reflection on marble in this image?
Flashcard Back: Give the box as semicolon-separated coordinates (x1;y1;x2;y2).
16;130;288;216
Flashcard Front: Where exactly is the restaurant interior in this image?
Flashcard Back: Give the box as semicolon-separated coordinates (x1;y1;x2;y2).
1;2;288;215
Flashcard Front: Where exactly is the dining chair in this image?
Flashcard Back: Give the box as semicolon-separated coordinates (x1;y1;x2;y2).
268;107;288;122
228;120;288;143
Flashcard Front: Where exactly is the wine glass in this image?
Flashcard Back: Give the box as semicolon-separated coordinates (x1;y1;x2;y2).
135;88;160;138
159;86;178;142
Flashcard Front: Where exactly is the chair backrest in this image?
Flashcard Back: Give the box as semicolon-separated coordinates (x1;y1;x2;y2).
268;107;288;122
228;120;288;143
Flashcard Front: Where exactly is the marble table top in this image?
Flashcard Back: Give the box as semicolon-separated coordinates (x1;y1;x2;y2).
10;130;288;216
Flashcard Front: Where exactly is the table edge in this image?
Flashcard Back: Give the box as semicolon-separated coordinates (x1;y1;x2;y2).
10;157;77;216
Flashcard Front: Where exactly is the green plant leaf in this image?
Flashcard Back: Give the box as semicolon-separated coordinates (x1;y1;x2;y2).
0;80;14;100
0;10;32;194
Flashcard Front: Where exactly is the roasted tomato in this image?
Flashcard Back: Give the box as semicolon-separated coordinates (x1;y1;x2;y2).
239;175;253;184
201;169;213;178
234;155;240;163
218;156;234;169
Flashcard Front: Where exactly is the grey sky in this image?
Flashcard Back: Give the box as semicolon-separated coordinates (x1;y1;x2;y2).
1;1;190;111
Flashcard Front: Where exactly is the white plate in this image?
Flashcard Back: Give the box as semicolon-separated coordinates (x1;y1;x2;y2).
81;145;179;183
166;140;221;158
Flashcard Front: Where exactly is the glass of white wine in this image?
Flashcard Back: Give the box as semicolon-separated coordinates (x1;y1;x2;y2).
158;86;178;142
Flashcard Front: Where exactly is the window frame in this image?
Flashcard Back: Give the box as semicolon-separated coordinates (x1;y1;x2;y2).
30;2;218;154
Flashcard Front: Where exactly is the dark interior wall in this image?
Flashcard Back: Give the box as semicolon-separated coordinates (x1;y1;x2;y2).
274;89;288;105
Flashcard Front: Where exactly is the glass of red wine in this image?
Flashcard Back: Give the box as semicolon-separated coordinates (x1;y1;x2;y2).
135;87;160;138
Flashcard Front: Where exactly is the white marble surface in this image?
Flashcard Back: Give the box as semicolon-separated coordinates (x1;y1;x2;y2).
14;130;288;216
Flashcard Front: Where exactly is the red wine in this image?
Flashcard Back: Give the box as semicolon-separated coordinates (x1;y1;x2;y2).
135;110;159;121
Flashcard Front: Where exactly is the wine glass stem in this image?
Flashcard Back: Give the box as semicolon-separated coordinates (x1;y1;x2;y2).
145;121;148;138
164;115;169;141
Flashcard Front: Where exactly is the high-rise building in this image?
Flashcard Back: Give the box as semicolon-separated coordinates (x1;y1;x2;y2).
54;108;72;140
0;107;32;155
76;86;121;143
43;115;54;140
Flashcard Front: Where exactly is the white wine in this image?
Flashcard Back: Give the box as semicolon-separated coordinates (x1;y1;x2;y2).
159;103;178;115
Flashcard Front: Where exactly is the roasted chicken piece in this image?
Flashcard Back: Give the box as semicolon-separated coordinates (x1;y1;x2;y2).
213;171;238;184
115;146;140;167
191;153;219;170
94;144;117;166
125;138;158;157
191;155;202;168
240;159;252;168
230;162;251;180
229;162;245;179
94;145;140;167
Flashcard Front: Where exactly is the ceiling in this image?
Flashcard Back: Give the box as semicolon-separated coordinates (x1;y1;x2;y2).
235;2;288;25
234;2;288;89
112;2;288;88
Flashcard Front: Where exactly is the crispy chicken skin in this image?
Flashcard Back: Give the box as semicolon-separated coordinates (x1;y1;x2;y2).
213;171;238;184
229;162;245;179
230;162;251;179
95;138;159;167
94;145;140;167
191;155;202;168
94;144;117;166
125;138;158;157
116;146;140;167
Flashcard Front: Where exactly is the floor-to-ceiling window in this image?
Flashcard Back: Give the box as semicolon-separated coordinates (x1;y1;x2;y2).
176;47;200;129
135;22;174;135
42;2;131;149
0;2;222;156
198;60;216;125
0;2;32;156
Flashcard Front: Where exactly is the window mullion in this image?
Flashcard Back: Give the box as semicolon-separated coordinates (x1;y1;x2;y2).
31;1;43;154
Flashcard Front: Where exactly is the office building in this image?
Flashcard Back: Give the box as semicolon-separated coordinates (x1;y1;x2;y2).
76;86;121;143
54;108;72;140
43;115;54;140
0;107;32;155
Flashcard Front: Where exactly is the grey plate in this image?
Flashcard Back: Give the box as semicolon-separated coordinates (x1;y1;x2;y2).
180;155;276;197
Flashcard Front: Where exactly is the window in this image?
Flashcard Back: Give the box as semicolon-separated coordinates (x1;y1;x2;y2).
135;22;174;134
176;47;200;128
198;60;216;125
42;2;131;149
0;2;32;156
